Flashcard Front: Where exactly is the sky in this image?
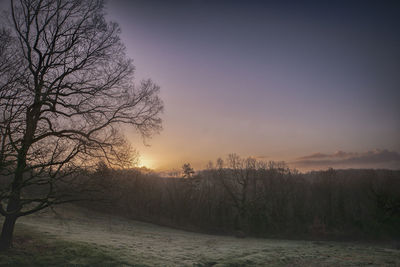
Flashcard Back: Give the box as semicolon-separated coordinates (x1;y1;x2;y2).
103;0;400;171
2;0;398;171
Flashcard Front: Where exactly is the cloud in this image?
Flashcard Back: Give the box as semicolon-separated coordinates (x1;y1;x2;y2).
292;149;400;170
254;155;269;160
297;152;329;160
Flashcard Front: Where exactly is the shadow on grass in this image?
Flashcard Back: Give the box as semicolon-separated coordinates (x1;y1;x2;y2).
0;225;138;267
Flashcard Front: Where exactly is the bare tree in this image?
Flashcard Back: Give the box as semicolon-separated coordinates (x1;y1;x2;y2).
0;0;163;250
213;154;257;232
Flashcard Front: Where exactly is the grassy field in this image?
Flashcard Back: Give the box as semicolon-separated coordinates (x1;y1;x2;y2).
0;225;127;266
1;205;399;266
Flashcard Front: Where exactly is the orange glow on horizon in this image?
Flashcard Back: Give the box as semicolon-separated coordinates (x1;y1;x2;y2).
138;156;156;169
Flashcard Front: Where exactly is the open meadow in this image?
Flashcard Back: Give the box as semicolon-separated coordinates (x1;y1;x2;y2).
1;205;399;266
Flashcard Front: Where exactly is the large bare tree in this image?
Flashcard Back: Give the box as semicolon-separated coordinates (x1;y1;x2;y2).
0;0;163;250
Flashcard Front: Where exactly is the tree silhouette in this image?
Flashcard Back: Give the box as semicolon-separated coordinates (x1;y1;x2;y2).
182;163;195;178
0;0;163;250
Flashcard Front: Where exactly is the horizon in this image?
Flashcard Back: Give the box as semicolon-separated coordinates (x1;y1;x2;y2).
137;149;400;174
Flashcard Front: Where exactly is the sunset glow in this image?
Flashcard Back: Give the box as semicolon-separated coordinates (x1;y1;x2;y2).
105;0;400;172
137;156;155;169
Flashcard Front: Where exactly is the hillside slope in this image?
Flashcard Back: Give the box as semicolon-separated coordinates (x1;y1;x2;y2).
11;205;400;266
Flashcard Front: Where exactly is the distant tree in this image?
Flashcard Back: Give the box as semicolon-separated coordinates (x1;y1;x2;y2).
0;0;163;250
215;154;256;232
182;163;195;178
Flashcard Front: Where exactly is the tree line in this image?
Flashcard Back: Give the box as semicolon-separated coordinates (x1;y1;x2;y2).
83;154;400;241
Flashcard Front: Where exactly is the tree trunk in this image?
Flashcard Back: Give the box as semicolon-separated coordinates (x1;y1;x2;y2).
0;171;23;251
0;128;31;251
0;214;17;251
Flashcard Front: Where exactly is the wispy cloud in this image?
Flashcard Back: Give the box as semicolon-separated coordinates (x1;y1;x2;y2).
254;155;269;160
292;149;400;170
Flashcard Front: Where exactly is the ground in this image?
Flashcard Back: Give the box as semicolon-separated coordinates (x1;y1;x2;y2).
1;205;399;266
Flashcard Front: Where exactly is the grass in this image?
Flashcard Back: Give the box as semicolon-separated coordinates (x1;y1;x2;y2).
1;205;399;266
0;225;128;266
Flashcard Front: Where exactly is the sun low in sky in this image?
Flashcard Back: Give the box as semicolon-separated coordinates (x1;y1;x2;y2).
106;0;400;172
137;156;156;170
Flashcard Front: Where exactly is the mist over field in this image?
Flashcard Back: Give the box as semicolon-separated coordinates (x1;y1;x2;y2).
1;0;400;266
4;203;399;266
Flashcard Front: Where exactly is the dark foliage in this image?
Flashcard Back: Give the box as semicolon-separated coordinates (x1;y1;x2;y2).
82;157;400;241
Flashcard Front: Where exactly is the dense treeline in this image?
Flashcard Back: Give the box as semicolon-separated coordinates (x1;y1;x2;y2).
82;155;400;241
